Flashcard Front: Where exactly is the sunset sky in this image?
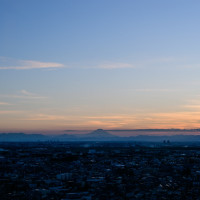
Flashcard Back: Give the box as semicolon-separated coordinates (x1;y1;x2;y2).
1;0;200;132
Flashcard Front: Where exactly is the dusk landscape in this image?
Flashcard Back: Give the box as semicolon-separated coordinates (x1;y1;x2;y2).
1;1;200;199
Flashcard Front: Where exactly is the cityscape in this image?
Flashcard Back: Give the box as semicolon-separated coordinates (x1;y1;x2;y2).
1;1;200;199
1;140;200;199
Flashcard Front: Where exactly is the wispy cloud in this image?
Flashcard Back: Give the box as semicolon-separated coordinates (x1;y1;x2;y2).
96;62;134;69
23;114;71;121
3;110;200;130
133;88;180;92
20;90;38;97
0;57;64;70
0;110;23;114
182;97;200;111
0;90;46;100
84;111;200;129
183;105;200;109
0;102;12;106
145;57;179;64
82;57;187;70
132;56;200;69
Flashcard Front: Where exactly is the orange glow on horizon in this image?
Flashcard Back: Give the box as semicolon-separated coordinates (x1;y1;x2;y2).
1;110;200;133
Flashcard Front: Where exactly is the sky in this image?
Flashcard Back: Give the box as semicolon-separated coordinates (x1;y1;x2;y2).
1;0;200;133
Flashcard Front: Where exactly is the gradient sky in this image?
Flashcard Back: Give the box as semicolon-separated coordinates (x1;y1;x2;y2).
1;0;200;132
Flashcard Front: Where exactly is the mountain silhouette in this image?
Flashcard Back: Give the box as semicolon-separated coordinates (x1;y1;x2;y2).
2;129;200;142
84;129;117;138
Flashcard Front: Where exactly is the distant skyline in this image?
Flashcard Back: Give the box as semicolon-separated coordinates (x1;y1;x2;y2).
1;0;200;132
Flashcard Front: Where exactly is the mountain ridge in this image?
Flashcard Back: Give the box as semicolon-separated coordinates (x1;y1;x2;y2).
2;129;200;142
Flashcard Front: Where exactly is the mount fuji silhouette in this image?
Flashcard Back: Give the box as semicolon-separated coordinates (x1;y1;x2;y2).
83;129;117;138
62;129;119;141
2;129;200;142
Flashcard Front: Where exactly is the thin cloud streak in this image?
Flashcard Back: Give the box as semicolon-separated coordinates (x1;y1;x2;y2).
132;88;181;92
183;105;200;109
96;63;134;69
21;90;36;96
20;112;200;129
0;102;11;105
0;56;193;71
80;57;192;70
0;57;64;70
182;97;200;111
0;90;47;100
0;94;46;100
2;111;200;130
0;110;23;114
22;114;73;121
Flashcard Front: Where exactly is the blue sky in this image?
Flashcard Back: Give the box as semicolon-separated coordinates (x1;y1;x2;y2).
1;0;200;132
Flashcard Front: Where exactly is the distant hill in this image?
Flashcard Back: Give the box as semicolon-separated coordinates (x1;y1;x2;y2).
0;133;50;142
129;134;200;142
80;129;118;140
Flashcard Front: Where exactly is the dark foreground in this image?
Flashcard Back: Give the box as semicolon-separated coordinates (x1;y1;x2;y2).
1;142;200;200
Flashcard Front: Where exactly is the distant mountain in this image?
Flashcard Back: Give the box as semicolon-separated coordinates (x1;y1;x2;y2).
131;134;200;142
0;133;50;142
82;129;117;138
76;129;119;141
0;129;119;142
2;129;200;142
